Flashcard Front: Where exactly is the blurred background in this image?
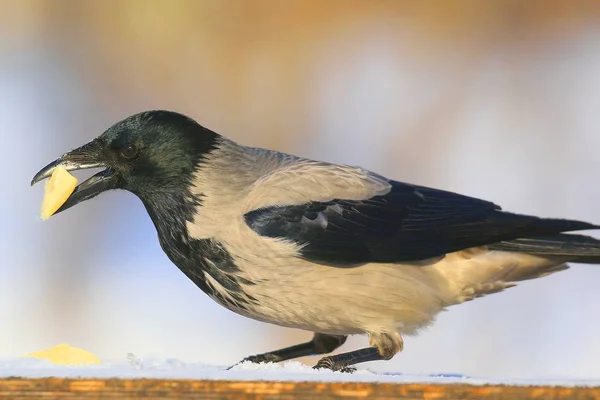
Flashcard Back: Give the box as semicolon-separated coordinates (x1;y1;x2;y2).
2;0;600;379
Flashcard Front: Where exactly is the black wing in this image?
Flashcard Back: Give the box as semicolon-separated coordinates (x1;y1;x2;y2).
244;181;599;264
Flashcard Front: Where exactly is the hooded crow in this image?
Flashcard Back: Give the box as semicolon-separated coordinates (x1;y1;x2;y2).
31;110;600;371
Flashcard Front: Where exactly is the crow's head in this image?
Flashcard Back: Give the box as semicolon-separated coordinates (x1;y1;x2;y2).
31;110;219;215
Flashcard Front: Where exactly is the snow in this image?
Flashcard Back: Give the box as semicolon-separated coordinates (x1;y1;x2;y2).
1;355;599;387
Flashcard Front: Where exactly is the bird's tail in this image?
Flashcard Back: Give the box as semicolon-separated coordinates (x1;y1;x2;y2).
489;233;600;265
432;233;600;305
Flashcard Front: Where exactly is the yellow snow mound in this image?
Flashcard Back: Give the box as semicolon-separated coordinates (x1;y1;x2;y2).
24;343;101;366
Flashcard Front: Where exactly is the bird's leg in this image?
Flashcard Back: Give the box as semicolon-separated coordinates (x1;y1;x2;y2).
228;333;347;368
313;347;382;372
314;332;403;372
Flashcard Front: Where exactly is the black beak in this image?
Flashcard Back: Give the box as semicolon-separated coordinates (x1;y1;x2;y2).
31;139;117;216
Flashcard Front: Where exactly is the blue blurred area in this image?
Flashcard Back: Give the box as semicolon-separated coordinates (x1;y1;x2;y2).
1;1;600;379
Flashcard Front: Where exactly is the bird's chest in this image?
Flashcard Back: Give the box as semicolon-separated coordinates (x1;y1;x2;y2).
163;201;306;317
159;232;257;312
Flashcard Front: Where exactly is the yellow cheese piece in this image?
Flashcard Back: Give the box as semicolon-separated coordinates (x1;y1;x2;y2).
23;343;101;366
40;167;78;220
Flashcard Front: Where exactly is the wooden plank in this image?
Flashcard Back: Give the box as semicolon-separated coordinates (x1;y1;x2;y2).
1;378;599;400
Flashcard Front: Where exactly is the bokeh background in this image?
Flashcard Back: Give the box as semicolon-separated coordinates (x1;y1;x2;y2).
2;0;600;379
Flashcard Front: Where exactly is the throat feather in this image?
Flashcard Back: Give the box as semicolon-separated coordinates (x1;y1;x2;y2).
140;191;256;311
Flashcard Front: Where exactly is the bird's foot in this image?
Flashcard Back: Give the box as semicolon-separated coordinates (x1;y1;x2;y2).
313;356;356;373
242;353;283;364
227;353;282;370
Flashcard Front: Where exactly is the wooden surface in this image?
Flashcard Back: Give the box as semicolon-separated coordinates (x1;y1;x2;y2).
1;378;599;400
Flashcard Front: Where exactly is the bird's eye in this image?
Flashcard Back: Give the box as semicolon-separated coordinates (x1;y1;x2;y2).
121;143;137;159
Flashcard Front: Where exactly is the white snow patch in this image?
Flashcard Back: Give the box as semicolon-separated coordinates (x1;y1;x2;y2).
0;355;599;387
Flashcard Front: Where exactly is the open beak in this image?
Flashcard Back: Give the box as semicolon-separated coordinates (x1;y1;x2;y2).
30;139;117;216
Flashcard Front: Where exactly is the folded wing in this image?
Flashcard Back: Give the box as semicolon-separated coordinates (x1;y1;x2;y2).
245;176;599;264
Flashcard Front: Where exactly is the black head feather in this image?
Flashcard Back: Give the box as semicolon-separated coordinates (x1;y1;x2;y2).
97;110;219;198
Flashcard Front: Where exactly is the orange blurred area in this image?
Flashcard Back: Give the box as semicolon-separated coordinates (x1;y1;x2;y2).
2;0;600;378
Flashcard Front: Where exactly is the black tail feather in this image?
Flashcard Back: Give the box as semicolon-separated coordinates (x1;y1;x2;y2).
489;233;600;264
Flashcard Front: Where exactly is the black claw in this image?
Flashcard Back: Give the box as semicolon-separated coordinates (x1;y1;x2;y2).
244;353;282;363
227;353;282;369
